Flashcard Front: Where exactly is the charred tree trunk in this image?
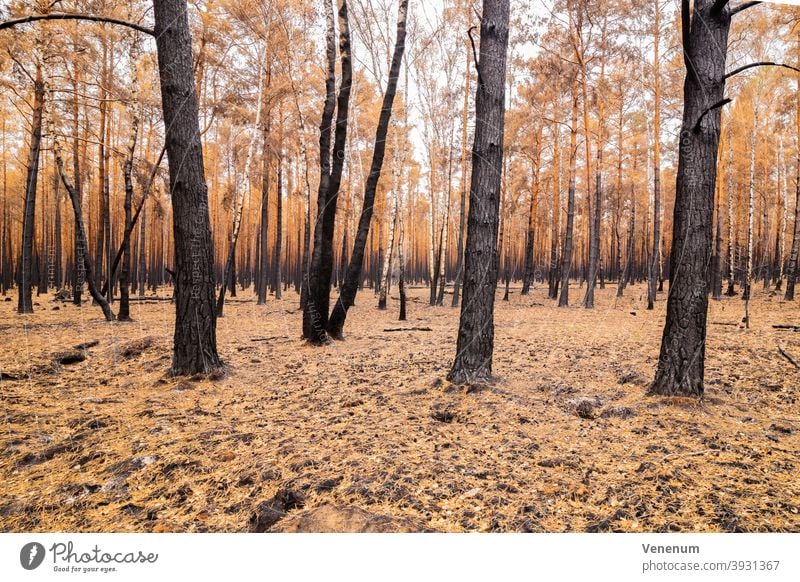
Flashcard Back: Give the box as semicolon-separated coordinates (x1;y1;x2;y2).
118;107;139;321
711;167;723;300
138;195;146;297
398;191;407;321
153;0;221;374
558;79;579;308
651;0;731;397
448;0;510;384
326;0;407;339
258;114;271;305
451;44;471;308
51;118;115;322
273;153;283;300
785;35;800;300
303;0;353;343
17;63;44;315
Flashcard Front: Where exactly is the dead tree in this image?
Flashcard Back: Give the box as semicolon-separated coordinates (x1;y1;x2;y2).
17;62;44;314
448;0;510;384
153;0;222;374
326;0;408;339
303;0;353;343
651;0;776;396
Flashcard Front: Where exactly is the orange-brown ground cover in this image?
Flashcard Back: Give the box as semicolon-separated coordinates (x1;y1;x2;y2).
0;283;798;532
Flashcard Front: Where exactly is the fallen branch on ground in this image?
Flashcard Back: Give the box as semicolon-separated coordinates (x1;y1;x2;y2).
777;346;800;369
383;327;433;332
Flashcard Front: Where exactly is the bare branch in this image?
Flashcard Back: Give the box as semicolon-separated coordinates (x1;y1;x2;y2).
724;61;800;80
710;0;731;16
693;98;732;133
0;12;154;36
730;2;762;16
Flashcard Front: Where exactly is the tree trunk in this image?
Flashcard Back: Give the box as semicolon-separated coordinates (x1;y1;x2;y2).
218;49;266;315
744;114;757;328
398;188;407;321
378;185;399;310
651;0;730;397
50;118;114;322
726;127;737;296
138;194;146;297
447;0;510;384
776;136;788;291
303;0;353;343
548;119;561;300
785;33;800;300
17;62;44;314
326;0;407;339
118;42;140;321
153;0;221;375
647;0;662;310
558;78;579;308
711;165;723;300
451;42;471;308
273;153;283;300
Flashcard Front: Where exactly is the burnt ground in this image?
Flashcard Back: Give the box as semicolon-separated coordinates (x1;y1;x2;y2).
0;283;798;532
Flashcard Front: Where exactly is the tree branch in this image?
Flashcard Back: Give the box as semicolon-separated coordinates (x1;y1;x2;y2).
710;0;731;16
0;12;154;36
730;1;762;16
693;98;732;133
725;61;800;80
681;0;692;69
467;26;483;87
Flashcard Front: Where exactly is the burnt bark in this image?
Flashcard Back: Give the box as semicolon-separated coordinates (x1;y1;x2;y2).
326;0;408;339
17;63;44;314
153;0;221;374
558;80;580;308
303;0;353;343
447;0;510;384
651;0;730;397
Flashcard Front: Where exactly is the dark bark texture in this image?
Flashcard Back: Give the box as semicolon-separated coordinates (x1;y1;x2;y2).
651;0;730;397
448;0;510;384
326;0;408;339
153;0;222;375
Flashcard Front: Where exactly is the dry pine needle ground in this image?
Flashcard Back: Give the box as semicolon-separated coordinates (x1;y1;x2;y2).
0;283;798;532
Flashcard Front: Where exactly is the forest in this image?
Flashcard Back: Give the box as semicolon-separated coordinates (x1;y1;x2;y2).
0;0;798;533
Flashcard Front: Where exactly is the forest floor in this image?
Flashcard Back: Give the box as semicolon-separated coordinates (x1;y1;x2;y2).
0;283;798;533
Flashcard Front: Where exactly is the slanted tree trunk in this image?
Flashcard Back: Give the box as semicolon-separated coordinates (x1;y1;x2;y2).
326;0;407;339
303;0;353;343
50;115;114;322
651;0;731;397
153;0;221;375
448;0;510;384
17;62;44;315
558;78;579;308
